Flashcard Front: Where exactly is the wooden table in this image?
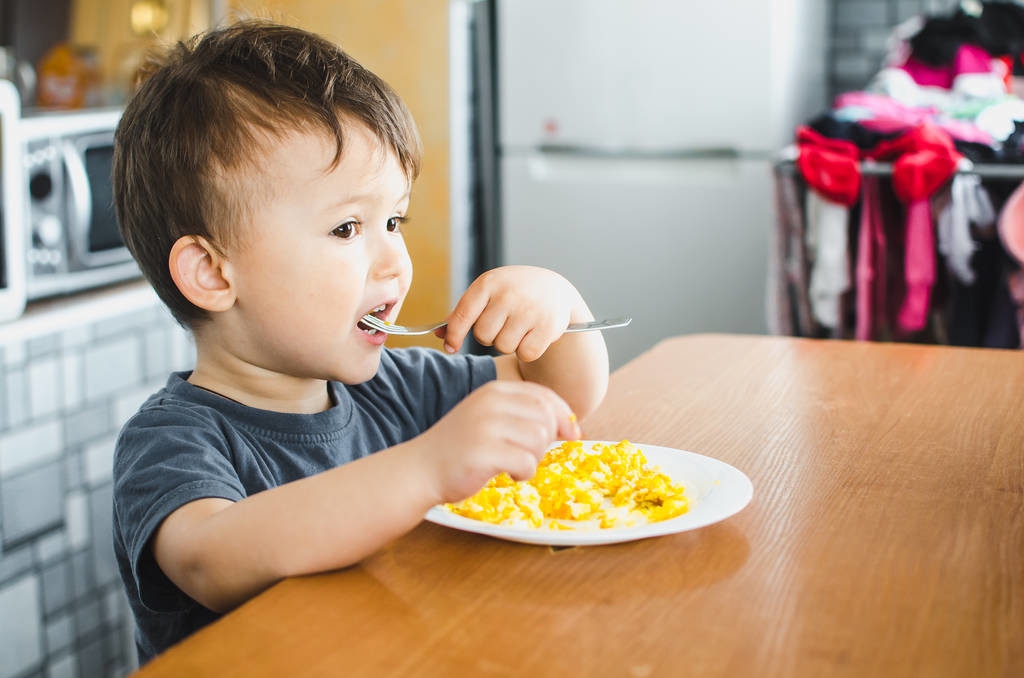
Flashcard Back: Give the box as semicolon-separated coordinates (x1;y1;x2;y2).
135;334;1024;677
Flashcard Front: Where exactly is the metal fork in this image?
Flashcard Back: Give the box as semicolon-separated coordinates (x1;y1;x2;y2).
360;314;631;336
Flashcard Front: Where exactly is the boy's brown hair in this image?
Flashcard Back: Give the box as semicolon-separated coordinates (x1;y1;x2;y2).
113;20;422;327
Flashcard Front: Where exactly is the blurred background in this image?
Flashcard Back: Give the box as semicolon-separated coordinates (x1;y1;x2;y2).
0;1;1010;677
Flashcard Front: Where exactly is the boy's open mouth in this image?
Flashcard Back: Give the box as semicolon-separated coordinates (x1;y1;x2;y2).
357;304;390;334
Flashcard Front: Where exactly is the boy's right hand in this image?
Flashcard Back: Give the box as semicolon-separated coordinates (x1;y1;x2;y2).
415;380;582;504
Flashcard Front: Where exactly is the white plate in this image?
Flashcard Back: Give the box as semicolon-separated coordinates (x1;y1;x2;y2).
424;441;753;546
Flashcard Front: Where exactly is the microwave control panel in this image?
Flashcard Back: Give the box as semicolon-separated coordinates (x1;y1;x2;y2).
24;139;68;275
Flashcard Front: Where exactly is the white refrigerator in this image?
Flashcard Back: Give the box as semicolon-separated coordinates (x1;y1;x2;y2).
452;0;828;367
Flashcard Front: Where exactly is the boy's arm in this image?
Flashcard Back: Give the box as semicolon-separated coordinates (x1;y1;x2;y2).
152;379;580;613
153;440;435;613
492;326;608;418
442;265;610;418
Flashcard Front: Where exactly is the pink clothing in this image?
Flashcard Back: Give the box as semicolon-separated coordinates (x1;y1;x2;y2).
833;91;993;145
855;177;887;341
897;199;936;333
900;44;995;89
835;90;940;121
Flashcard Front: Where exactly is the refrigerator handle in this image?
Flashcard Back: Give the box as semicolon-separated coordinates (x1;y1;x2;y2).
533;144;745;160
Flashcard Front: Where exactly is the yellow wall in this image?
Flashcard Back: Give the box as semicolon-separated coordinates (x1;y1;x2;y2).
71;0;212;99
232;1;452;350
72;0;452;350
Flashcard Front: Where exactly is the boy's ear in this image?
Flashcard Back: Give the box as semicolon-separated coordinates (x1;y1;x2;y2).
168;235;236;313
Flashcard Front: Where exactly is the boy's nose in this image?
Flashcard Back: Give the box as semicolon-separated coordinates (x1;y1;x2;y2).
370;233;410;280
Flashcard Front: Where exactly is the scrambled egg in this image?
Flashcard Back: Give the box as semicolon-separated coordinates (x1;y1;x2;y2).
446;440;689;530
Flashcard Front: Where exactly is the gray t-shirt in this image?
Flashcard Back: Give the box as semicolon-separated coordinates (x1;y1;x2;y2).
113;347;496;664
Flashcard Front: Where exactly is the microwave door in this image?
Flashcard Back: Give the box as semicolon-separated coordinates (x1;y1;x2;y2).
62;133;134;269
0;79;26;322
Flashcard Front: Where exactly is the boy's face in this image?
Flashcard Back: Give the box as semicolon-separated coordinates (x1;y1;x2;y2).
221;122;413;385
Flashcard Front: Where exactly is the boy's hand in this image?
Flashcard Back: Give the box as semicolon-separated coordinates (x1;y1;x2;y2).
439;265;591;359
415;380;581;504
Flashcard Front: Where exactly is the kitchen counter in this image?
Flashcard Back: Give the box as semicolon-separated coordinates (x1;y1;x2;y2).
0;280;162;347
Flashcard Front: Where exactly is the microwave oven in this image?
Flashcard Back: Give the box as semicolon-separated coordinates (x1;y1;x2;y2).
0;89;141;322
19;107;140;301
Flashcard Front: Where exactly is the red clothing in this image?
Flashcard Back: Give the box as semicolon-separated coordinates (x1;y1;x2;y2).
797;122;963;335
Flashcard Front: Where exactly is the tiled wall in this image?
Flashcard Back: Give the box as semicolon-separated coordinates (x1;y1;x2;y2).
0;303;194;678
829;0;959;98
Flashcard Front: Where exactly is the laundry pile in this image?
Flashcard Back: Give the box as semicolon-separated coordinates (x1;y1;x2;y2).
776;0;1024;348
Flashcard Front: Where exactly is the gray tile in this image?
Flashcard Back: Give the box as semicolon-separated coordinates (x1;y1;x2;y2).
860;26;893;52
64;453;83;492
833;50;876;80
831;53;880;86
40;560;71;616
76;635;105;678
102;588;120;624
829;32;861;51
34;530;68;565
0;420;63;478
0;575;43;678
832;76;871;98
896;0;924;21
60;351;83;413
45;613;74;654
113;624;135;663
74;598;102;640
1;462;64;545
90;309;154;340
153;305;178;328
64;492;90;551
104;627;124;670
2;339;26;367
84;437;117;488
836;0;891;27
64;403;111;450
27;334;59;360
120;606;138;674
45;652;76;678
143;327;170;380
137;307;164;325
0;545;33;584
6;367;29;428
169;328;196;371
60;326;91;352
88;484;117;587
0;368;7;431
113;386;158;429
68;549;93;601
83;338;141;402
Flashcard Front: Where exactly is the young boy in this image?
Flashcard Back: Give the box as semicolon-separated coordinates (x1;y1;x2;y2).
111;20;609;663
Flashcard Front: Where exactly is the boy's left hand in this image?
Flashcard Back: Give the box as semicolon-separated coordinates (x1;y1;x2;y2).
439;265;591;360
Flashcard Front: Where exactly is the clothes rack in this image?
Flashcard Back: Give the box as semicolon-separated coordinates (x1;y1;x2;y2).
771;154;1024;348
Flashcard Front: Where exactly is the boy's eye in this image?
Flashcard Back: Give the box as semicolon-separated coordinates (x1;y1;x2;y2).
387;216;407;233
331;221;356;239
